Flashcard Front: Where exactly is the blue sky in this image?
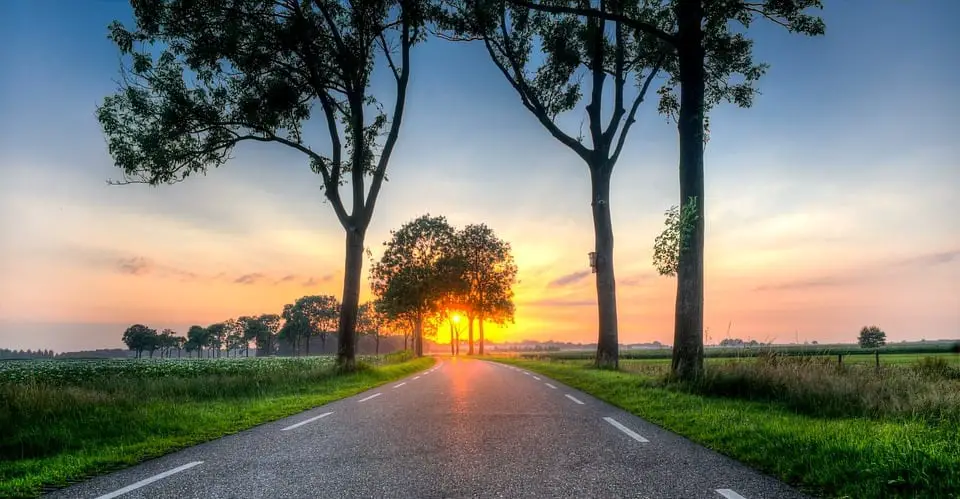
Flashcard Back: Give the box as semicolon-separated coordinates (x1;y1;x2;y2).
0;0;957;351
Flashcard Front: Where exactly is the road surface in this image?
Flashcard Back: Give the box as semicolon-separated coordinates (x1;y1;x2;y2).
48;358;808;499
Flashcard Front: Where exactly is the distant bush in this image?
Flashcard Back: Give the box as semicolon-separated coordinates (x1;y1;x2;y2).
383;350;415;364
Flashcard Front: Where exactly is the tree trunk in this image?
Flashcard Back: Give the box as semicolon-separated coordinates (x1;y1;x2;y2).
375;334;380;355
468;316;475;355
479;315;485;355
320;333;327;354
414;316;423;357
337;228;365;370
305;335;311;356
450;323;455;355
671;0;706;381
591;165;619;369
404;333;408;351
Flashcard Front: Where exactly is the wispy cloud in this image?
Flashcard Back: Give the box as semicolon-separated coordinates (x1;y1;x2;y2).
620;273;656;287
117;257;151;276
890;249;960;268
754;276;846;292
302;274;335;287
115;257;198;281
276;274;298;284
234;273;266;285
548;270;591;288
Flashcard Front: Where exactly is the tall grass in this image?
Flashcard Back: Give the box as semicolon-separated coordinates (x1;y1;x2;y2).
676;353;960;424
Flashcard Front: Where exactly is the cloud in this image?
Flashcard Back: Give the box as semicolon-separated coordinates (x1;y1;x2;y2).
891;249;960;268
619;273;656;287
302;274;335;287
276;274;298;284
234;273;267;285
116;257;151;275
548;270;591;288
754;276;846;292
755;249;960;292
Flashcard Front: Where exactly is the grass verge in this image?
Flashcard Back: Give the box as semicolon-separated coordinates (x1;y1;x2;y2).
0;355;433;498
492;357;959;499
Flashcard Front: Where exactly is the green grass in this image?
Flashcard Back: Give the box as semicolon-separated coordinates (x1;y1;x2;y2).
0;354;433;498
492;357;960;499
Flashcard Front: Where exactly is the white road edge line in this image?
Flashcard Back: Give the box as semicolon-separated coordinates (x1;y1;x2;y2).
603;417;649;443
715;489;748;499
281;412;334;431
359;393;382;403
532;376;541;380
545;383;557;389
565;394;585;405
93;461;203;499
393;382;407;388
413;376;421;380
522;371;531;375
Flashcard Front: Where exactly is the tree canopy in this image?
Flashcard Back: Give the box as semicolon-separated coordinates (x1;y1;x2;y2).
97;0;428;370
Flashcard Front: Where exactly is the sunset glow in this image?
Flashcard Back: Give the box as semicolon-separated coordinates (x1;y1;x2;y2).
0;1;957;353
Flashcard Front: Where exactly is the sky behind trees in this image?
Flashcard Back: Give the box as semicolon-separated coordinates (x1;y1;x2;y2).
1;0;958;351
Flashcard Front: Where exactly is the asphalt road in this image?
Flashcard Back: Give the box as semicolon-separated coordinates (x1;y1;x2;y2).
48;358;809;499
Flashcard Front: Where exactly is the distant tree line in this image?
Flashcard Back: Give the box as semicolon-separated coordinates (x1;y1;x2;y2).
0;349;56;360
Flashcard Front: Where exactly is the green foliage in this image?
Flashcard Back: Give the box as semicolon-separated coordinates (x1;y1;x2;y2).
97;0;424;190
436;0;668;167
370;214;459;323
652;195;698;277
280;295;341;352
453;223;518;323
121;324;158;358
858;325;887;349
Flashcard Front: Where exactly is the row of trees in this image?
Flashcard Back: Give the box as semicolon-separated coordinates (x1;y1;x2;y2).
99;0;824;377
120;297;395;358
371;216;518;357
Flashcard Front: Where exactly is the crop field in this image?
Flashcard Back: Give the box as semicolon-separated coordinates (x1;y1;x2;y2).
0;355;390;385
0;353;431;498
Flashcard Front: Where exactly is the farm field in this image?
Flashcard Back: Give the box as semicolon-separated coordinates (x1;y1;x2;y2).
491;354;960;498
0;354;433;498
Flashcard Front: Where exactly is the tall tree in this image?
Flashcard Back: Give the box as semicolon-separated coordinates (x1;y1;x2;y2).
454;224;517;355
258;313;282;356
370;214;459;357
97;0;427;371
280;295;340;355
483;0;824;377
206;322;228;358
436;0;668;368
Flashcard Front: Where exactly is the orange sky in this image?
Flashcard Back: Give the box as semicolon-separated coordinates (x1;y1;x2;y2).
0;1;958;352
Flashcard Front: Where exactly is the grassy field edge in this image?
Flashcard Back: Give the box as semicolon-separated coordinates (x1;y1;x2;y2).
1;357;434;498
491;358;958;499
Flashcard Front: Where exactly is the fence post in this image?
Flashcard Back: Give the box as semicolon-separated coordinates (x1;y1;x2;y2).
838;353;843;367
875;350;880;370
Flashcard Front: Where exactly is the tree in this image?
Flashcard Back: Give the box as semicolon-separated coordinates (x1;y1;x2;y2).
206;322;228;358
371;214;459;357
122;324;157;358
279;295;340;355
357;301;388;355
186;325;209;358
495;0;824;378
436;0;668;368
97;0;427;371
257;314;282;356
858;326;886;349
453;224;517;355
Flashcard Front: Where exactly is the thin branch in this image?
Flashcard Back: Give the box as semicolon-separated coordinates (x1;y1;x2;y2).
377;32;401;82
603;1;626;146
364;8;413;228
505;0;678;45
490;18;591;161
610;53;664;165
